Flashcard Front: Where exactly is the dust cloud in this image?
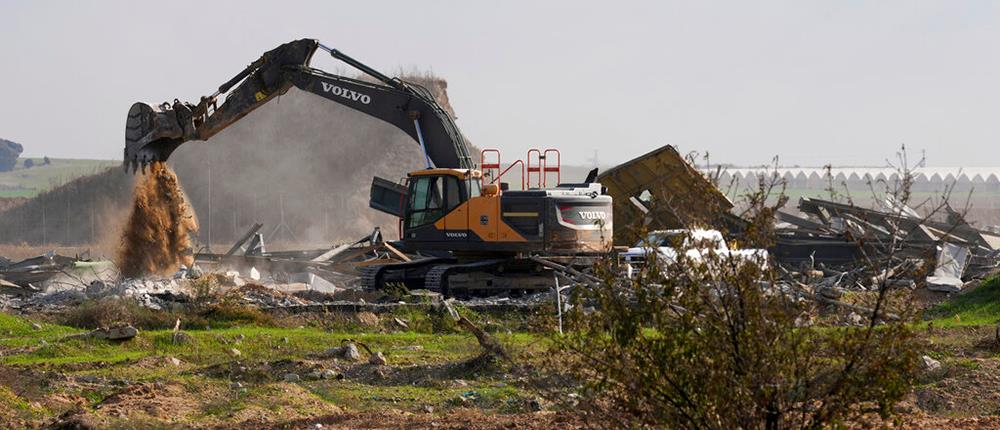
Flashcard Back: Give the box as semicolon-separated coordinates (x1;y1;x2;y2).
167;76;461;249
116;161;199;278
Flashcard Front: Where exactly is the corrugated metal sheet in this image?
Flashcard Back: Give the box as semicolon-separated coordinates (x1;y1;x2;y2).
598;145;733;245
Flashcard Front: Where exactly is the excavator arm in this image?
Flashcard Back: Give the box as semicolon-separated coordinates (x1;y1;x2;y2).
124;38;473;173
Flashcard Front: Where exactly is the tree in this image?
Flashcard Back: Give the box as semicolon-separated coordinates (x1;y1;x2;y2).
23;159;34;169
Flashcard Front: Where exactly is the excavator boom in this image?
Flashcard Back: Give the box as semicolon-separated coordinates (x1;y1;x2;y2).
124;39;473;172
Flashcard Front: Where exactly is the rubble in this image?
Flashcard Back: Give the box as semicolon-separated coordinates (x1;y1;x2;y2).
774;196;1000;296
0;252;87;288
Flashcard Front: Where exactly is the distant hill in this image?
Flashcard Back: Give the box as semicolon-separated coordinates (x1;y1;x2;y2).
0;158;119;198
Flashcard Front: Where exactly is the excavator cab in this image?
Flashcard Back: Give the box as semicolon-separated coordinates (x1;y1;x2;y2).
401;169;481;244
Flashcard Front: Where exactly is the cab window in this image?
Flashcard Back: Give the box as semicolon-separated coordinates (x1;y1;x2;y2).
444;175;461;210
468;177;482;199
408;176;444;228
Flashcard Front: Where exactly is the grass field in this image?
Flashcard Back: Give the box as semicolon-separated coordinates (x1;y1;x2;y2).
0;304;554;428
0;158;117;198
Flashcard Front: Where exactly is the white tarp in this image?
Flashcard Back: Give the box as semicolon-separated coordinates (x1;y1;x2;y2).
926;243;970;293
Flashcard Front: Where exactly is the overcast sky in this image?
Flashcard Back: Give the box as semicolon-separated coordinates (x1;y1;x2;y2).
1;1;998;167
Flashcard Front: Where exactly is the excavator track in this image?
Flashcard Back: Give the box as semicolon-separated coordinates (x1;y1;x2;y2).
362;257;566;297
360;257;454;290
423;259;506;296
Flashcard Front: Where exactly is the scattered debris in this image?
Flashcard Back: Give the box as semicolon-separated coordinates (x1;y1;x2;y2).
775;196;1000;298
922;355;942;372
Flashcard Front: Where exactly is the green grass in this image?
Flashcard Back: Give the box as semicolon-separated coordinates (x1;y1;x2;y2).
0;310;544;423
0;325;492;367
0;311;540;369
0;158;117;198
926;275;1000;327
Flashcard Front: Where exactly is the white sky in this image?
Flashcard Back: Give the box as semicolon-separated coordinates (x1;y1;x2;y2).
1;0;998;167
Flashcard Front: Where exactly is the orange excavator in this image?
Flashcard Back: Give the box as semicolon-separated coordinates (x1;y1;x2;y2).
124;39;612;295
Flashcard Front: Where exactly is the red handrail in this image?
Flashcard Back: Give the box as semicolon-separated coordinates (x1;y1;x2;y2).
490;159;525;190
527;149;542;188
542;148;561;187
480;149;501;181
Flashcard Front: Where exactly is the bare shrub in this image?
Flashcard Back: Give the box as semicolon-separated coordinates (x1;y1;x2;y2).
59;298;179;330
540;149;931;428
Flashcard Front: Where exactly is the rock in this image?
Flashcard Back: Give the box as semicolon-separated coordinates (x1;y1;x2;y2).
818;286;844;300
422;405;434;414
393;318;409;329
228;348;242;358
354;312;379;327
847;312;865;326
283;373;301;382
78;375;99;384
38;339;48;346
30;323;42;330
324;343;362;361
173;265;188;279
344;343;361;361
90;325;138;341
85;280;108;298
249;267;261;281
230;381;243;389
528;397;543;411
172;331;193;345
320;369;337;380
167;357;181;366
922;355;941;371
369;351;387;366
282;337;290;343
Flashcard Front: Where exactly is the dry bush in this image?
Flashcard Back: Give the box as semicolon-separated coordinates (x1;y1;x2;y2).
58;298;180;330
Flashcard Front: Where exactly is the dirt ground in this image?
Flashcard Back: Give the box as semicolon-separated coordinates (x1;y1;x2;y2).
0;285;999;428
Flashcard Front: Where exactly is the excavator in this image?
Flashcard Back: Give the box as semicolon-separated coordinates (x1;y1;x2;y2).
124;39;612;296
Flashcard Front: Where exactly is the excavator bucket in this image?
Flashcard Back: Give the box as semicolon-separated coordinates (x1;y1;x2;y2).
124;101;191;173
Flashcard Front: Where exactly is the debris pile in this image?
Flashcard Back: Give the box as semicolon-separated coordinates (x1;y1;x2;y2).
774;196;1000;294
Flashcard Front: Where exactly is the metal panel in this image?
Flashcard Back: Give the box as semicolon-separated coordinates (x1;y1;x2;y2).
369;176;407;217
598;145;732;244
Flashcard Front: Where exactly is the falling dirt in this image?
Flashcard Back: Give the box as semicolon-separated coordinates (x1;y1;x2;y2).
116;161;199;278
